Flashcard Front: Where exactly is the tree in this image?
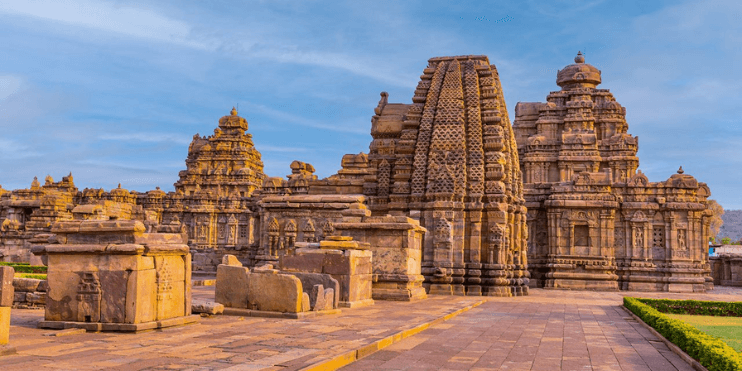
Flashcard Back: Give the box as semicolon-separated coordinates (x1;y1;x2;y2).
721;237;732;245
707;199;724;241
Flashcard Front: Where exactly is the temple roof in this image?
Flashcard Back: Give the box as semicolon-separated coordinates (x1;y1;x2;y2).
556;52;602;90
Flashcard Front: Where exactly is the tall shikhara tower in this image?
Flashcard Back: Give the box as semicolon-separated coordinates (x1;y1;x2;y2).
363;56;529;297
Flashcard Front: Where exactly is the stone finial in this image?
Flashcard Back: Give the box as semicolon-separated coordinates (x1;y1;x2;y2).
117;183;122;189
31;176;40;189
677;166;684;174
231;107;238;116
575;51;585;64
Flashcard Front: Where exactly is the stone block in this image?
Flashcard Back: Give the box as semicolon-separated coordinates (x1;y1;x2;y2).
13;292;25;303
301;293;310;312
284;272;339;309
13;278;41;293
0;307;9;345
222;254;242;266
280;252;324;273
37;280;48;292
321;288;335;311
247;272;302;313
335;273;373;304
215;264;250;309
310;284;325;311
191;300;224;315
0;267;13;307
26;292;46;305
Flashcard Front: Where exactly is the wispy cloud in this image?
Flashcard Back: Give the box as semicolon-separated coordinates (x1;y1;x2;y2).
256;145;309;153
243;101;369;134
0;74;23;100
0;138;41;159
0;0;211;50
99;132;192;145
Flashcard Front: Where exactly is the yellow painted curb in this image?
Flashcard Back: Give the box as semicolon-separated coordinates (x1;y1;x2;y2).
300;350;357;371
298;299;484;371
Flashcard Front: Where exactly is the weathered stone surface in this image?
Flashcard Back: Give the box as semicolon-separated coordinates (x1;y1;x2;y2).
310;284;325;311
0;307;9;345
191;300;224;315
283;271;339;309
513;52;712;292
280;245;371;307
710;255;742;287
25;292;46;305
222;254;242;266
247;271;303;313
33;220;195;331
12;278;41;293
215;264;250;308
0;267;13;307
335;216;427;301
301;292;310;312
322;288;335;311
357;56;529;297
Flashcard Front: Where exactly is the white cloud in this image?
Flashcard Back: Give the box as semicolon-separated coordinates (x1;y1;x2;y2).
0;0;211;49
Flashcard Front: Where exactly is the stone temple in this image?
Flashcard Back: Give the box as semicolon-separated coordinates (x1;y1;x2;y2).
513;52;713;292
0;53;713;295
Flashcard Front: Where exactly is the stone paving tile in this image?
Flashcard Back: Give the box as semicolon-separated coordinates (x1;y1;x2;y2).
343;286;742;371
0;286;482;371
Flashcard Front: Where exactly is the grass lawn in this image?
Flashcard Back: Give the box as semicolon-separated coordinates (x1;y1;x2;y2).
668;313;742;352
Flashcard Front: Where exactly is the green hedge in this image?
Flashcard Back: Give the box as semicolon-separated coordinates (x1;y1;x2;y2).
625;297;742;371
0;262;47;273
638;298;742;317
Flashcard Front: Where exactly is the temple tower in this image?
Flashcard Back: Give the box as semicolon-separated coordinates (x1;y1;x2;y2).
167;108;265;270
514;53;712;292
363;55;529;297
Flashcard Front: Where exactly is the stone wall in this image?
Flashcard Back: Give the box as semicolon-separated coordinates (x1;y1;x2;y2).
12;278;46;309
710;255;742;287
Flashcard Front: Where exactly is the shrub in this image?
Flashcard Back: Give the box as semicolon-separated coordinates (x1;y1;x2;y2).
0;262;47;273
638;298;742;317
625;297;742;371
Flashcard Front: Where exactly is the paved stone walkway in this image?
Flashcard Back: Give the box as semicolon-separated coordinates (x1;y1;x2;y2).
1;286;740;370
0;286;482;370
343;287;742;371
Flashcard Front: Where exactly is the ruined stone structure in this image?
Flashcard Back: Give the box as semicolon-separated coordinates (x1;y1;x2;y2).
360;56;529;296
32;219;198;331
0;54;713;296
710;253;742;287
513;52;713;292
215;254;341;317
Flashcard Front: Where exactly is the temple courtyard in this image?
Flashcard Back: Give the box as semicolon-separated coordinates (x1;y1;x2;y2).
0;286;739;371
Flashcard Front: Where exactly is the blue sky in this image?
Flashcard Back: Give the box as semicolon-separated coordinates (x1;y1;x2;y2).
1;0;741;208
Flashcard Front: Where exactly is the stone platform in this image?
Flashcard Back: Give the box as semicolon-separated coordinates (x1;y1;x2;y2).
1;286;740;370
